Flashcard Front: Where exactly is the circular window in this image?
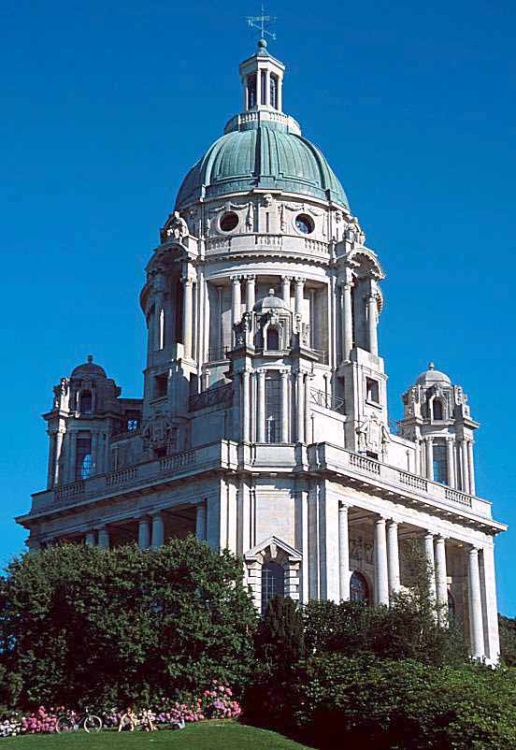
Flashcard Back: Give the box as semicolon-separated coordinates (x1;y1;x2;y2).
295;214;314;235
219;212;239;232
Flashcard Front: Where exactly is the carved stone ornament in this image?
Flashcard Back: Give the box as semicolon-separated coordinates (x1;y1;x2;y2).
262;193;274;207
166;211;189;241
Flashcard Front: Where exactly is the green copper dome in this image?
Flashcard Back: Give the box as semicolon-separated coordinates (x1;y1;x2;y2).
175;42;349;211
175;114;349;210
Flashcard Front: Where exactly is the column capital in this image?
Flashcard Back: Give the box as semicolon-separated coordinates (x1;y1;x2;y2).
230;274;242;283
245;273;256;281
294;276;305;285
281;274;293;282
338;500;351;511
182;275;194;286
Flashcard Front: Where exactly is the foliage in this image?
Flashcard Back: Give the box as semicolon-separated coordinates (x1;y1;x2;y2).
0;538;256;709
303;543;468;667
254;596;304;670
245;654;516;750
499;614;516;666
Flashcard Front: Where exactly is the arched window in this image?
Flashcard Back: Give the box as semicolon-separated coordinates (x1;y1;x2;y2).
266;327;280;350
80;390;93;414
432;399;444;420
350;571;369;603
261;561;285;613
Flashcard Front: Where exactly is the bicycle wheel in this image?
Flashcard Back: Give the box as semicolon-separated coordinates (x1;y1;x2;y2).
84;714;102;733
56;716;74;733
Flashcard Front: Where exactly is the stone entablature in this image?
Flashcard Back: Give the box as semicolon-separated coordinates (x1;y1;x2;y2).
23;440;499;533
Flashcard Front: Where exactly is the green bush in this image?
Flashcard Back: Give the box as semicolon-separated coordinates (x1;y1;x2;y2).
0;538;257;709
245;654;516;750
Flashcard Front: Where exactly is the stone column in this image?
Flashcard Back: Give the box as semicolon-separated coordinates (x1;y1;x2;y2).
367;292;378;356
435;536;448;624
423;532;437;602
54;430;65;486
387;520;401;595
294;277;305;316
69;432;77;483
85;531;96;546
196;501;207;541
138;517;151;549
481;544;500;663
446;437;456;488
242;371;250;443
374;517;389;605
182;277;194;359
338;502;351;601
460;439;470;493
468;547;485;659
304;375;311;444
257;370;266;442
467;440;476;496
231;275;241;331
281;369;290;443
151;513;165;549
341;278;353;360
296;372;305;443
97;527;110;549
281;276;292;306
425;437;434;481
246;275;256;312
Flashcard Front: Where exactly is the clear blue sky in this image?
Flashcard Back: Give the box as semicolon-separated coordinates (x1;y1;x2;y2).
1;0;515;615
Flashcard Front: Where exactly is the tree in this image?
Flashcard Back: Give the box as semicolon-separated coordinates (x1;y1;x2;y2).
499;614;516;666
0;537;256;709
255;596;304;671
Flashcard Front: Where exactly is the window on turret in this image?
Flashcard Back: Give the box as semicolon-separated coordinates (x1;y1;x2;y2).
366;378;379;404
247;74;257;108
432;399;444;420
261;561;285;613
76;431;92;480
433;440;447;485
154;373;168;399
79;390;93;414
266;327;280;350
270;74;278;109
261;70;267;105
265;372;281;443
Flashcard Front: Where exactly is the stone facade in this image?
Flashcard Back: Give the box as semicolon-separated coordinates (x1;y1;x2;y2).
17;40;505;663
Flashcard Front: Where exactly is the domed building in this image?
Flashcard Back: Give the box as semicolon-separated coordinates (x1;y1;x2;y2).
18;41;505;661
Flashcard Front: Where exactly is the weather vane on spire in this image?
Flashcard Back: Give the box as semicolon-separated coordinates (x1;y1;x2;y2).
246;5;276;41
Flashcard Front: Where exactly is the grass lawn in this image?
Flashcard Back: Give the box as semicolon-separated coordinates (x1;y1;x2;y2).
0;721;312;749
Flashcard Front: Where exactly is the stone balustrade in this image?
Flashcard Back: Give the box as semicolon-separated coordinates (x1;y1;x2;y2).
31;439;494;523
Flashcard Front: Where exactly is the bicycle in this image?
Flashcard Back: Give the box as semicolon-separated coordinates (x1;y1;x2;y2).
56;709;102;733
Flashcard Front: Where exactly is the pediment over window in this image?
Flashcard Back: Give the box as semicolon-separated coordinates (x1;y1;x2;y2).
244;535;302;564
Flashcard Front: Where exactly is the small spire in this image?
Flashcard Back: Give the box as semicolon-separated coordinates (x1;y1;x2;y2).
87;355;94;363
268;288;275;295
428;362;435;370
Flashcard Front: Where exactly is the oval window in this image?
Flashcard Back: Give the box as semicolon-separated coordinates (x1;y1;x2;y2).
295;214;314;235
219;212;239;232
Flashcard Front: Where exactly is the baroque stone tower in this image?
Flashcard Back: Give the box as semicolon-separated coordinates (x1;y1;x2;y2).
18;40;505;662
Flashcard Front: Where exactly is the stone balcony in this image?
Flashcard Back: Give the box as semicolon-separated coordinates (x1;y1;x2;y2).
22;440;502;532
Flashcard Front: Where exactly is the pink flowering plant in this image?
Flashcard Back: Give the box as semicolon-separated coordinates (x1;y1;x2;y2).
156;682;241;727
19;706;59;734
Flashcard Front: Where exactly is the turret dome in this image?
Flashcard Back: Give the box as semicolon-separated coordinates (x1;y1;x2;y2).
253;289;290;312
71;355;107;379
415;362;452;387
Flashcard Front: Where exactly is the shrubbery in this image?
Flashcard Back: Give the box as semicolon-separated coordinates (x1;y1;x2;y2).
0;538;256;709
244;591;516;750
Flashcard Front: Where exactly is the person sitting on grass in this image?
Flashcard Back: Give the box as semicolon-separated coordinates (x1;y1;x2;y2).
118;707;136;732
141;709;157;732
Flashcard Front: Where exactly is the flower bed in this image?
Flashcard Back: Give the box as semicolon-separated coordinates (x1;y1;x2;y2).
0;684;242;738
